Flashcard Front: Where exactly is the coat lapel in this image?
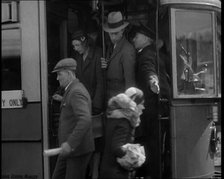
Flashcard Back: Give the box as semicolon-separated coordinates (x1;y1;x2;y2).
107;36;125;67
60;79;79;109
82;48;93;72
110;37;125;59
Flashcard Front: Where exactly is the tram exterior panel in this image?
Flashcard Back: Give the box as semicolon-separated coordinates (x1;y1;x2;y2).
2;1;47;178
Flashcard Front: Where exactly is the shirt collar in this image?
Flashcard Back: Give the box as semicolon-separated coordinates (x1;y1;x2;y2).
65;80;73;91
138;48;143;53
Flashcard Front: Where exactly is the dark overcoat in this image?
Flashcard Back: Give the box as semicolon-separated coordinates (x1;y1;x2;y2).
105;36;136;101
135;44;161;178
73;46;104;112
135;45;158;108
100;117;135;179
58;79;95;157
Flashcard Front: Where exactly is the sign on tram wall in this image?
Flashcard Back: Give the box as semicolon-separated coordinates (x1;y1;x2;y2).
2;90;24;109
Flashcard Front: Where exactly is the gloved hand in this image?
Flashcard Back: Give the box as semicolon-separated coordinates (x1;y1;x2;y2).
101;57;108;69
60;142;73;157
149;75;160;94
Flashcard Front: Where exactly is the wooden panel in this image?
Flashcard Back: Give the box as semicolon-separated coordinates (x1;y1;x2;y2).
2;142;43;179
171;105;214;178
2;103;42;140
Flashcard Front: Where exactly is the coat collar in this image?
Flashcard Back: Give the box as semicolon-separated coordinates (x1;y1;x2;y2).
81;47;94;71
110;36;126;59
138;44;155;54
63;79;79;98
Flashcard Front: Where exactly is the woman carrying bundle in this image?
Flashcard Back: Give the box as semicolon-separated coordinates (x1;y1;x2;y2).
100;87;145;179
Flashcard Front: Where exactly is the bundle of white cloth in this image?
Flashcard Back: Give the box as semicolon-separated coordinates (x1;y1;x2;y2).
117;143;146;171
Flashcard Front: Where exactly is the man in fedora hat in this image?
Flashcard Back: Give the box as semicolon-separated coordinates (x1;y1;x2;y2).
101;11;136;102
132;23;161;179
51;58;95;179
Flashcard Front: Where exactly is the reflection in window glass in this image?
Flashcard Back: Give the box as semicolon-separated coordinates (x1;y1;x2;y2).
1;29;21;90
175;10;215;97
216;14;221;96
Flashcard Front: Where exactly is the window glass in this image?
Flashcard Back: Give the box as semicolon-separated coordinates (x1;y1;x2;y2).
174;10;215;97
216;14;221;96
1;28;21;90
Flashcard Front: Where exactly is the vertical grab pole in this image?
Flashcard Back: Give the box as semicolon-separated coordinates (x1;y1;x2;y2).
101;0;105;58
101;0;107;111
155;0;162;178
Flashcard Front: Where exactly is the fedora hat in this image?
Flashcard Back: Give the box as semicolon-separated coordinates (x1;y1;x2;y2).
52;58;77;73
135;22;155;40
103;11;129;33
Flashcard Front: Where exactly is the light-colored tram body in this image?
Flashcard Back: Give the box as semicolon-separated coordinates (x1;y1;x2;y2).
1;0;221;179
159;1;221;178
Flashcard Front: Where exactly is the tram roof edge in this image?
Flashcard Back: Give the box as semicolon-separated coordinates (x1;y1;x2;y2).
160;0;221;8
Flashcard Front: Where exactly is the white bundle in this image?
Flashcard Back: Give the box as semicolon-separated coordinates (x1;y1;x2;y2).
117;143;146;171
43;148;62;157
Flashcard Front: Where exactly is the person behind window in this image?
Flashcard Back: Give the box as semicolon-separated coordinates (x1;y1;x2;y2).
51;58;94;179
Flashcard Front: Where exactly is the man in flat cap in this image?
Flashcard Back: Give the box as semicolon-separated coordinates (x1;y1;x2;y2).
51;58;95;179
101;11;136;102
132;23;161;179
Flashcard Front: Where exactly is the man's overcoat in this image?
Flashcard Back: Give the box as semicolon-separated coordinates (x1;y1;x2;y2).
58;79;95;157
105;36;136;101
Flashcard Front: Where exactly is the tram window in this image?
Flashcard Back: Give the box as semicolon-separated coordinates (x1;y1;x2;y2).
216;14;221;97
1;28;21;90
172;10;217;98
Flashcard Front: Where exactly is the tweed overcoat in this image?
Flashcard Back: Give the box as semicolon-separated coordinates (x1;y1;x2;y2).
58;79;95;157
105;36;136;101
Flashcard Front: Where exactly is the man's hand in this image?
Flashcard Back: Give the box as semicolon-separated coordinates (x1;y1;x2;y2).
149;75;160;94
101;57;108;69
52;94;63;102
60;142;73;156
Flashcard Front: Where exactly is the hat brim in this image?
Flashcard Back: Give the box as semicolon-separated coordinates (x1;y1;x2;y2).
103;22;129;33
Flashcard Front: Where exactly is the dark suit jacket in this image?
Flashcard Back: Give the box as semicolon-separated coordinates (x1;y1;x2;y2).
58;79;95;157
136;45;158;108
73;46;104;112
100;117;135;178
105;36;136;101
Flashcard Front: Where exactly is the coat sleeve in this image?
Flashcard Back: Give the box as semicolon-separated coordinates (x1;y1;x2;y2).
111;118;130;158
140;54;158;89
121;45;136;89
67;91;92;150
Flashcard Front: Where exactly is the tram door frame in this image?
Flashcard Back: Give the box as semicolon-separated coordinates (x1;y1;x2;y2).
1;0;50;178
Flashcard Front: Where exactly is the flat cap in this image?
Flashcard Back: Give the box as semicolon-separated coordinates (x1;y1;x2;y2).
52;58;77;73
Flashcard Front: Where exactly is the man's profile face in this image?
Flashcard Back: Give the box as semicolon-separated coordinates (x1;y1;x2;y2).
108;29;123;44
56;70;70;88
